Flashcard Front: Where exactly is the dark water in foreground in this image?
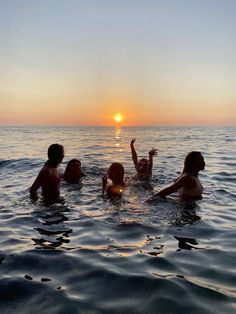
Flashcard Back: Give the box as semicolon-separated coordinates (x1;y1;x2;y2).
0;126;236;313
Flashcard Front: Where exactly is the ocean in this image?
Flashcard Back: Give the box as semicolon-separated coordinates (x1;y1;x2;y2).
0;126;235;313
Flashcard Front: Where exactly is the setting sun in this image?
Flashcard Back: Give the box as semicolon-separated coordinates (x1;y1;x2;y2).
114;114;123;123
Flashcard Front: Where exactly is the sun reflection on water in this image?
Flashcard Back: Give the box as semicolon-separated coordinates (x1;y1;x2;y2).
115;126;123;152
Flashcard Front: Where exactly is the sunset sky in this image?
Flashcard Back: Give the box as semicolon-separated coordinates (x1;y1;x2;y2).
0;0;235;126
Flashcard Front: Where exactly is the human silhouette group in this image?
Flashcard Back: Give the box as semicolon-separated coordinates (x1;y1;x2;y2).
30;140;205;204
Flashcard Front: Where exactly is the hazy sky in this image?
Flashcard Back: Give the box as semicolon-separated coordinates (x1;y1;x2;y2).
0;0;235;126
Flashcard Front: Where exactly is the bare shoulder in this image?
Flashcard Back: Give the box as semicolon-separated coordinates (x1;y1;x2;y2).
173;173;192;186
175;173;188;182
181;173;195;187
37;165;54;180
40;165;51;175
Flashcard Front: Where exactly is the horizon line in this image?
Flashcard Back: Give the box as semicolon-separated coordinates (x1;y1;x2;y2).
0;123;235;128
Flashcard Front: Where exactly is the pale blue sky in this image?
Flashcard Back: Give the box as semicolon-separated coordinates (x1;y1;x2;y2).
0;0;235;125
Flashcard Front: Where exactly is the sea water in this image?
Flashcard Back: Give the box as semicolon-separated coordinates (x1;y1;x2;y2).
0;126;235;313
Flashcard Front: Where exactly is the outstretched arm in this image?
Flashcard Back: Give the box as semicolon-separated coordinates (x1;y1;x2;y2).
147;148;158;177
130;138;138;171
157;175;187;198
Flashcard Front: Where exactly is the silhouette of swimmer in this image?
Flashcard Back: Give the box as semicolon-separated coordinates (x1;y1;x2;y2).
63;159;86;184
130;138;157;181
30;144;64;204
157;151;205;200
102;162;125;200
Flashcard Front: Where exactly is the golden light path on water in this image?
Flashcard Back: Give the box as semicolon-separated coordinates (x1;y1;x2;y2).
115;126;123;152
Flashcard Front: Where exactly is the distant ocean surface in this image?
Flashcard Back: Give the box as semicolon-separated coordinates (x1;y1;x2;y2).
0;126;236;314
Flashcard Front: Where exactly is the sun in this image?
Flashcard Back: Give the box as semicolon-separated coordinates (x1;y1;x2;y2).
113;114;123;123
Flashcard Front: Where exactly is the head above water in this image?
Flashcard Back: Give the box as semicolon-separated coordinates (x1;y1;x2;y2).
65;159;81;172
107;162;124;185
47;144;64;166
183;151;205;174
137;158;149;175
64;159;82;183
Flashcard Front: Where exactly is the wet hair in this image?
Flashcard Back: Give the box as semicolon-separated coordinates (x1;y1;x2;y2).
183;151;202;173
138;158;148;172
64;159;81;173
108;162;125;185
47;144;64;166
64;159;82;183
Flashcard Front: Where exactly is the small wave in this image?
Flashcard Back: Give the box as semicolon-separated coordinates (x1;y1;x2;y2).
86;145;110;150
0;158;42;170
1;126;236;313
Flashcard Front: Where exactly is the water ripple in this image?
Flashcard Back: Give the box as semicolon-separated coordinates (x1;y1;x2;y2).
0;126;236;313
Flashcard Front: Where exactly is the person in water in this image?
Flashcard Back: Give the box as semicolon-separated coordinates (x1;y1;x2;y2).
130;138;157;181
102;162;125;200
157;151;205;200
30;144;64;204
63;159;86;184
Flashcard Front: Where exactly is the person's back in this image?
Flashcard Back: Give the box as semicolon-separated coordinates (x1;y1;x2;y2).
40;161;62;202
102;162;125;201
30;144;64;204
106;183;124;200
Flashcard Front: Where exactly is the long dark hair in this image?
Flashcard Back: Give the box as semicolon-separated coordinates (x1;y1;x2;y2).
64;159;81;173
183;151;201;173
63;159;81;182
108;162;125;185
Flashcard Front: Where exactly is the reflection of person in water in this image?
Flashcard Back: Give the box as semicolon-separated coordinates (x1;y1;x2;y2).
157;151;205;200
63;159;86;184
30;144;64;204
174;236;199;251
102;162;125;201
130;138;157;181
33;208;72;249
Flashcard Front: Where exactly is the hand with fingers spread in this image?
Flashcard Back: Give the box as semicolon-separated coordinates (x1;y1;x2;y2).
149;148;158;158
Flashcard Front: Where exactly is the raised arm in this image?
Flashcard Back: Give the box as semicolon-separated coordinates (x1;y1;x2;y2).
157;174;187;198
147;148;158;177
130;138;138;171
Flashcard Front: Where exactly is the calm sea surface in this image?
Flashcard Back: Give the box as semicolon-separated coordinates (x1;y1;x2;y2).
0;126;236;314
